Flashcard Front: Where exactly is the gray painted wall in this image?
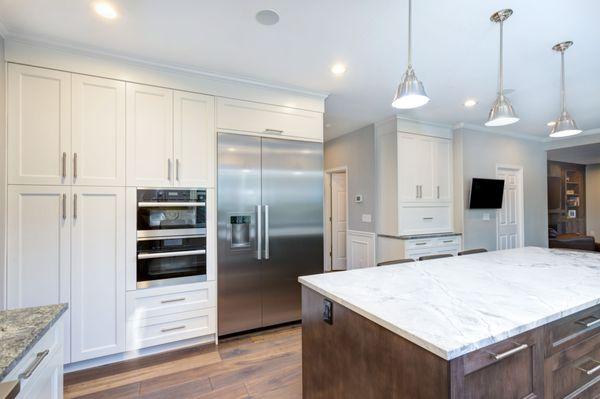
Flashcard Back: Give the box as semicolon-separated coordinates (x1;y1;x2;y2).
586;164;600;242
324;124;375;232
455;128;548;251
0;36;6;309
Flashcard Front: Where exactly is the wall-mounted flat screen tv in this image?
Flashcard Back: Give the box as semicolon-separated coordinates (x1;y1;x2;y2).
469;178;505;209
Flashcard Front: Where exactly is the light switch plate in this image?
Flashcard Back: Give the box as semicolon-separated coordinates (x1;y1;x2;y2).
483;213;490;221
354;194;363;203
362;214;372;223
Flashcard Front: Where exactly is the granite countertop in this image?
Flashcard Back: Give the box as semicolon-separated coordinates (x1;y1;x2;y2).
378;232;462;240
299;247;600;360
0;304;67;380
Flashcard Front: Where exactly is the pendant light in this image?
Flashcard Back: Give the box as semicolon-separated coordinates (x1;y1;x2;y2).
485;9;519;127
392;0;430;109
549;41;582;138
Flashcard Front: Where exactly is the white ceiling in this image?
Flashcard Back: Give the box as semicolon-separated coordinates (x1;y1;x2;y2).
547;143;600;165
0;0;598;141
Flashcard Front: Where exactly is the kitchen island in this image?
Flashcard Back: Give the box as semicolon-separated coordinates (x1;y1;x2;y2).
299;247;600;398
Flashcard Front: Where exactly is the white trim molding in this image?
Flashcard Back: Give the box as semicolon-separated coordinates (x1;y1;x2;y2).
347;230;376;269
454;122;544;143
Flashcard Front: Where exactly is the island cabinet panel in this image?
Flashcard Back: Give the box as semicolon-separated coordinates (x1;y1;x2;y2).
302;287;450;399
452;328;544;399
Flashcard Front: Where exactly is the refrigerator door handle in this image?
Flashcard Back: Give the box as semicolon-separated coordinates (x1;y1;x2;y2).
264;205;270;260
256;205;262;260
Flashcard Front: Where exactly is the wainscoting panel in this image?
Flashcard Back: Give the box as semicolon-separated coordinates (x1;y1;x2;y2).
347;230;376;269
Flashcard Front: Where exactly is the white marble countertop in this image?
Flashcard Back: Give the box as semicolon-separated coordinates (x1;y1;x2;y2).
299;247;600;360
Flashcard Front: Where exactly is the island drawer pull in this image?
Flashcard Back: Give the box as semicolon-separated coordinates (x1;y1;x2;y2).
443;239;454;243
161;297;186;304
415;242;427;246
576;359;600;375
19;349;50;380
161;325;186;333
487;342;528;361
576;315;600;328
422;217;434;220
264;129;284;134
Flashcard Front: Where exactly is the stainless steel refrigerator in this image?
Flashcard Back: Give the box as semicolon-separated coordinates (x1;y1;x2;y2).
217;133;323;335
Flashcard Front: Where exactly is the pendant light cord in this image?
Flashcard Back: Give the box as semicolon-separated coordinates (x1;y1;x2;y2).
407;0;412;68
498;20;504;96
560;50;566;113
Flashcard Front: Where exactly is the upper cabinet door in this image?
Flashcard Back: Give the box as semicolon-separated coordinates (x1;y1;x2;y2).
72;75;126;186
216;98;323;141
71;187;126;361
7;185;71;309
8;64;71;185
433;139;452;202
417;138;435;201
397;134;423;202
126;83;173;187
173;91;215;188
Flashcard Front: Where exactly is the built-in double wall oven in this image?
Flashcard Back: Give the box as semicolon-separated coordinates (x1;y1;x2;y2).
136;188;207;289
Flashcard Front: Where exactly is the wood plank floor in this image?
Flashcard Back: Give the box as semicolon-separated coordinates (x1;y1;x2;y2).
64;325;302;399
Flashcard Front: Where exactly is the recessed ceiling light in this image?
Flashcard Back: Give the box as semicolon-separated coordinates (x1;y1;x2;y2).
331;64;347;75
547;121;556;127
464;99;478;107
93;2;118;19
256;9;280;26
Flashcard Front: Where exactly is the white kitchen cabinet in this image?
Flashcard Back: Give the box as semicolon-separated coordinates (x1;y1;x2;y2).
433;139;452;202
126;83;174;187
8;64;71;185
6;185;72;362
70;187;126;362
216;97;323;141
72;75;126;186
174;91;215;188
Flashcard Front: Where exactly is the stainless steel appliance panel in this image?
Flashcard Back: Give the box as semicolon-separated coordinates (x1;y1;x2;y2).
260;138;323;325
217;133;263;335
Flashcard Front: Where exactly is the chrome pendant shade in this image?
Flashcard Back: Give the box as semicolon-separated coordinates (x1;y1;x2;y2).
392;0;430;109
485;9;519;127
549;41;582;138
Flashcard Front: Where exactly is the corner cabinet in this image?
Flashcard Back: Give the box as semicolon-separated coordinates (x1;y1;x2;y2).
377;124;454;237
126;83;216;188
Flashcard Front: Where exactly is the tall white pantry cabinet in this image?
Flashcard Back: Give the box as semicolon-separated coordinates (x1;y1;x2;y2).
5;63;216;364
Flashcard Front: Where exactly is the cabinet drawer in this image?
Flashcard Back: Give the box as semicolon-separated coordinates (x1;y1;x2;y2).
545;331;600;399
461;328;543;399
126;281;215;321
434;236;461;247
398;205;452;235
216;98;323;141
126;309;215;350
545;305;600;357
406;238;435;249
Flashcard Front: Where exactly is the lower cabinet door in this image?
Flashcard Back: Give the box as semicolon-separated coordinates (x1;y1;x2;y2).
71;187;126;362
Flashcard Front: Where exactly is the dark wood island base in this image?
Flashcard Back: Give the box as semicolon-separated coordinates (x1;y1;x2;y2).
302;287;600;399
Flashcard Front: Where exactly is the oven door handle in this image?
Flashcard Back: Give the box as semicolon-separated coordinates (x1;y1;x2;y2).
138;202;206;208
137;249;206;259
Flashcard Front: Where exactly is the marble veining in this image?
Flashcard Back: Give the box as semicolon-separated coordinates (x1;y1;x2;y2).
299;247;600;360
0;304;67;380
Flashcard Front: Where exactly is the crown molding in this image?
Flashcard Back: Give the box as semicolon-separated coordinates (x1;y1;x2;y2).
453;122;545;142
4;33;329;101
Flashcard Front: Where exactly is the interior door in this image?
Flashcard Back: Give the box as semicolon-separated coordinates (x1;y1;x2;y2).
71;187;125;361
217;133;263;335
8;64;71;185
497;167;523;250
261;138;324;326
126;83;173;187
174;91;215;188
331;172;347;271
72;74;126;186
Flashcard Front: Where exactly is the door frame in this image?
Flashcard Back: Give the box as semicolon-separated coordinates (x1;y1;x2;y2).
324;167;348;272
495;164;525;250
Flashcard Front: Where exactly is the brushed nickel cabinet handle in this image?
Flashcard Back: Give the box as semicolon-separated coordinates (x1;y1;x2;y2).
416;185;419;199
161;325;186;333
19;349;50;379
161;297;186;304
576;316;600;328
62;194;67;220
437;185;440;199
264;129;284;134
73;153;78;179
443;240;454;243
415;242;427;246
487;342;528;361
73;194;78;219
576;359;600;375
62;152;67;179
423;217;434;220
176;159;180;181
168;159;172;181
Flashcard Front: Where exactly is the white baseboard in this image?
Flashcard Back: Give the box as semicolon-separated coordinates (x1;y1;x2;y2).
347;230;376;269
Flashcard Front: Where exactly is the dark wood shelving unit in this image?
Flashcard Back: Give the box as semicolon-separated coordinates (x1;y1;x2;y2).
547;161;586;235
